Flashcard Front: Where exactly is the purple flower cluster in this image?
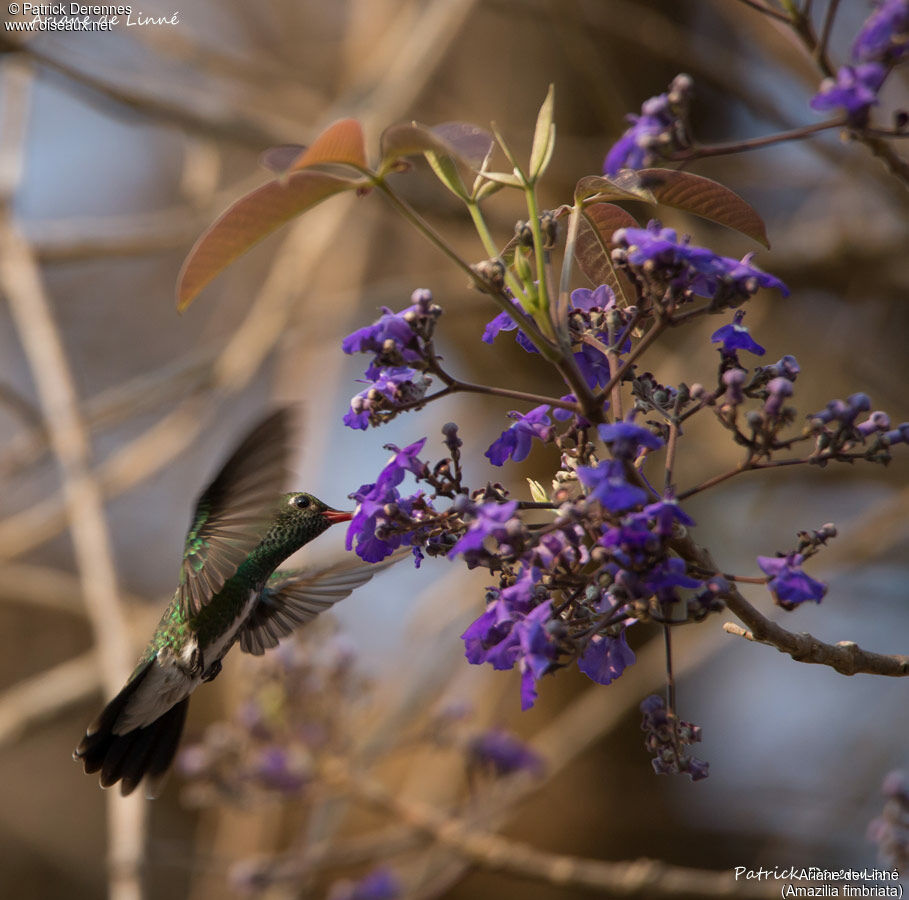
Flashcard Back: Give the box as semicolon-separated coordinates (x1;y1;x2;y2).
343;289;441;429
640;695;709;781
344;368;432;430
346;439;436;563
868;770;909;869
460;567;558;710
612;221;789;309
484;283;632;391
603;74;693;175
810;62;888;123
807;392;909;459
853;0;909;63
467;728;544;776
811;0;908;123
452;418;714;709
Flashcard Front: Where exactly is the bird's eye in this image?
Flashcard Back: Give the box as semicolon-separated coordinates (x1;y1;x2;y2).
292;494;311;509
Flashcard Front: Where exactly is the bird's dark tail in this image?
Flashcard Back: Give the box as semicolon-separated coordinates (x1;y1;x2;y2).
74;661;189;797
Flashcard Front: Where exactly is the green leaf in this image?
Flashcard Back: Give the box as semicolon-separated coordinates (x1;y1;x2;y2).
424;150;468;200
637;168;769;247
529;84;556;181
573;203;640;306
527;478;549;504
289;118;369;172
176;171;359;310
477;170;524;188
575;172;656;205
473;179;506;201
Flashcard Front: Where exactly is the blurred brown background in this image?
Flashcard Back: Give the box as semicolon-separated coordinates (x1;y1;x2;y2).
0;0;907;897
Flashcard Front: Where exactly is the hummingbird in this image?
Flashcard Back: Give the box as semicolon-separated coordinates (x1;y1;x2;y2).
75;408;394;797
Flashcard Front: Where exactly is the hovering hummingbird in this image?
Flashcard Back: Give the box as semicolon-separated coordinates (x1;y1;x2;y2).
75;409;393;797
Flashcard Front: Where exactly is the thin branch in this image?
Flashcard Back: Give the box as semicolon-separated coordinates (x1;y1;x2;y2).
677;118;845;160
815;0;841;71
0;651;100;749
320;757;775;898
670;533;909;677
730;0;792;23
0;59;145;900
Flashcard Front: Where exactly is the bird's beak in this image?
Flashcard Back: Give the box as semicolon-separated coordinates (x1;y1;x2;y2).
323;508;354;525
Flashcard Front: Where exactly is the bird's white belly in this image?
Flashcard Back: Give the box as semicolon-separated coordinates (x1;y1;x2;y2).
115;588;260;733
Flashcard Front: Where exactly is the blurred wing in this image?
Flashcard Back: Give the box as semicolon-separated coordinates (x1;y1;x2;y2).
239;548;409;656
178;409;292;617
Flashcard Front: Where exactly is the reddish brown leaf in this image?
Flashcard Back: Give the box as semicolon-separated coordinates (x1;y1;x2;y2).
638;168;769;247
575;172;656;204
290;118;368;172
259;145;306;175
380;121;492;170
575;203;639;306
176;171;358;310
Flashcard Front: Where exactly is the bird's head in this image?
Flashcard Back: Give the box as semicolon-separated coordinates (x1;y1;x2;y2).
263;492;353;549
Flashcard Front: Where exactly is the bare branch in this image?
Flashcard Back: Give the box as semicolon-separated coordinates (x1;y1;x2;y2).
671;533;909;677
0;58;145;900
320;756;774;898
0;651;100;749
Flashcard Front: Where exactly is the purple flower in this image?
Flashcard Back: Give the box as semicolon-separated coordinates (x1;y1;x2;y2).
810;392;872;426
343;367;431;430
249;745;309;792
644;497;696;536
614;222;789;302
329;868;401;900
570;283;616;311
710;310;765;356
577;459;648;512
468;729;544;776
482;299;539;353
757;553;827;610
868;769;909;869
603;75;693;175
552;394;579;422
578;630;635;685
573;344;612;389
853;0;909;62
514;601;557;710
644;557;703;604
598;421;664;459
462;606;521;670
461;570;557;709
342;309;420;361
810;63;888;123
758;355;801;382
448;500;519;562
378;438;428;488
857;411;891;437
342;288;438;377
346;439;431;562
884;422;909;445
461;568;546;670
486;405;553;465
763;376;794;419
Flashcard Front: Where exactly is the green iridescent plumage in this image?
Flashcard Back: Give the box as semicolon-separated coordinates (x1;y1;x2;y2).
74;409;397;797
